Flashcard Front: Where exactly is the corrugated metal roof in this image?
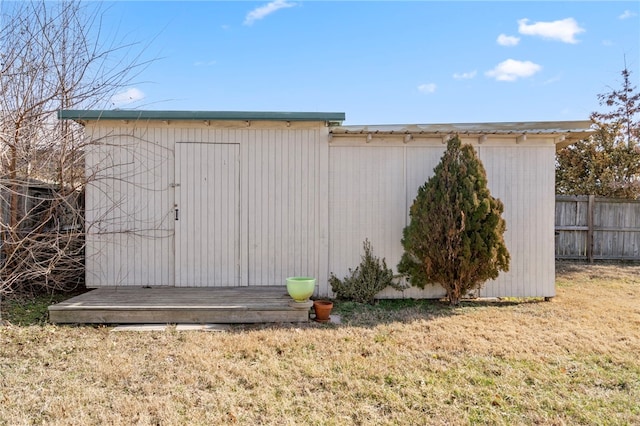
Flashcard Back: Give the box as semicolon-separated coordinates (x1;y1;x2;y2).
330;120;593;136
58;110;346;122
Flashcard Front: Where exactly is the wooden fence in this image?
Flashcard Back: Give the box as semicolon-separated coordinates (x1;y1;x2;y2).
555;195;640;261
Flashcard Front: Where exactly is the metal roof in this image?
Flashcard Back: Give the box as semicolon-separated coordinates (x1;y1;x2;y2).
330;121;594;149
57;111;593;146
58;110;346;122
330;120;593;137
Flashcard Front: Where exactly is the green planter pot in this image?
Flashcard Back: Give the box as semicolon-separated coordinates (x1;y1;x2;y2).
286;277;316;302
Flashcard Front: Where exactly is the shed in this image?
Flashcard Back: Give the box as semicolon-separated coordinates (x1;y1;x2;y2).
59;110;592;300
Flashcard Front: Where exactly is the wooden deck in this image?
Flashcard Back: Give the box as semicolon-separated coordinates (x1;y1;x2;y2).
48;286;311;324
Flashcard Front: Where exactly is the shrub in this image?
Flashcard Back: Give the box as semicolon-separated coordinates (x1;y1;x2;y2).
398;136;510;306
329;239;406;304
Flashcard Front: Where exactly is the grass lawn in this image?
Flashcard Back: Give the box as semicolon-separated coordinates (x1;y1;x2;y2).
1;262;639;425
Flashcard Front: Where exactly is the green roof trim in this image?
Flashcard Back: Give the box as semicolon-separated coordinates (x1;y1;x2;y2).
58;110;345;122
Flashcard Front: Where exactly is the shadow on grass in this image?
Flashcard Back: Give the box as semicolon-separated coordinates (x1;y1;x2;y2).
1;290;88;326
234;296;548;331
325;296;547;328
1;293;545;330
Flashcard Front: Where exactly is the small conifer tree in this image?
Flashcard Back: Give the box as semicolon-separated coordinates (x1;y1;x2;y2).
398;136;510;306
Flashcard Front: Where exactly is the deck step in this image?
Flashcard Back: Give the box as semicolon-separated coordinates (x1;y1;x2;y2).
48;286;311;324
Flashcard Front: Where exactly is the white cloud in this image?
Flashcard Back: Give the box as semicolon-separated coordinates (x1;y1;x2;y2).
543;74;562;85
497;34;520;46
417;83;437;94
517;17;585;44
244;0;296;26
619;10;637;20
453;71;477;80
110;88;145;107
485;59;542;82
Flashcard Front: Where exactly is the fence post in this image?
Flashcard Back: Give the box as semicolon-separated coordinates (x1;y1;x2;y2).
587;195;595;263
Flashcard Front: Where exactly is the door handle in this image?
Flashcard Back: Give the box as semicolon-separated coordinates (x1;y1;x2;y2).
175;208;179;221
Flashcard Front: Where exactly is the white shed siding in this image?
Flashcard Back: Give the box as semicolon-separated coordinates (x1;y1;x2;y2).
245;128;324;287
477;143;556;297
85;126;174;287
327;142;447;298
84;121;328;289
327;136;556;299
327;146;404;297
175;142;240;286
392;145;449;298
80;114;564;298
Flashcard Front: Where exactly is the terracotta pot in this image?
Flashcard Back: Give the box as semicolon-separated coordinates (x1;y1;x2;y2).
313;300;333;322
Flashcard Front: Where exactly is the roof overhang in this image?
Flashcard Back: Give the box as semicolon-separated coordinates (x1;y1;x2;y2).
330;121;593;150
58;110;346;125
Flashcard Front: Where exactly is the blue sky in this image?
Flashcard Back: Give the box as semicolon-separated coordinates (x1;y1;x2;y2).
103;1;640;125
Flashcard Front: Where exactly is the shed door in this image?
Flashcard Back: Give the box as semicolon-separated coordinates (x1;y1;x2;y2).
175;143;240;286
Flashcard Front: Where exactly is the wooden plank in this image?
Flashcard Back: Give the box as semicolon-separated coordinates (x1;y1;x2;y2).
49;309;308;324
50;287;291;303
556;195;589;202
587;195;595;263
48;287;310;324
594;197;640;204
555;226;589;231
555;196;640;261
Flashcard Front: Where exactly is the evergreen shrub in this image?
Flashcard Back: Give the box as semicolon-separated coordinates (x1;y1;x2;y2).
329;239;406;304
398;136;510;305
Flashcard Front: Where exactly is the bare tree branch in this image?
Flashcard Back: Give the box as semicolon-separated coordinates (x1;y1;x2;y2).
0;0;152;298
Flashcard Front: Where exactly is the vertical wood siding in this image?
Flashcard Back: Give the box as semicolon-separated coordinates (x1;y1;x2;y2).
328;146;405;296
555;197;589;258
327;145;448;298
175;143;240;286
85;122;325;289
327;138;556;299
556;196;640;260
593;199;640;259
478;145;556;297
245;128;323;287
85;121;556;298
85;126;174;287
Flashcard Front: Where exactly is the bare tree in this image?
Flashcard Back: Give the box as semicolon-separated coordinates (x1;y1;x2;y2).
0;0;148;302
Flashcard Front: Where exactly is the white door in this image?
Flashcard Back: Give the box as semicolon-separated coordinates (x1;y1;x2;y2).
175;143;240;286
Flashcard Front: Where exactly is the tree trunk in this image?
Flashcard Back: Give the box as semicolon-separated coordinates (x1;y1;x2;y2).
9;145;18;230
448;282;462;306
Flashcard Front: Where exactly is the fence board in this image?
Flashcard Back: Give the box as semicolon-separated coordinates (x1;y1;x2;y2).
555;196;640;261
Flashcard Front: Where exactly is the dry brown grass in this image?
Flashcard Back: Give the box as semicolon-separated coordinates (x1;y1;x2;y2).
1;261;639;425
